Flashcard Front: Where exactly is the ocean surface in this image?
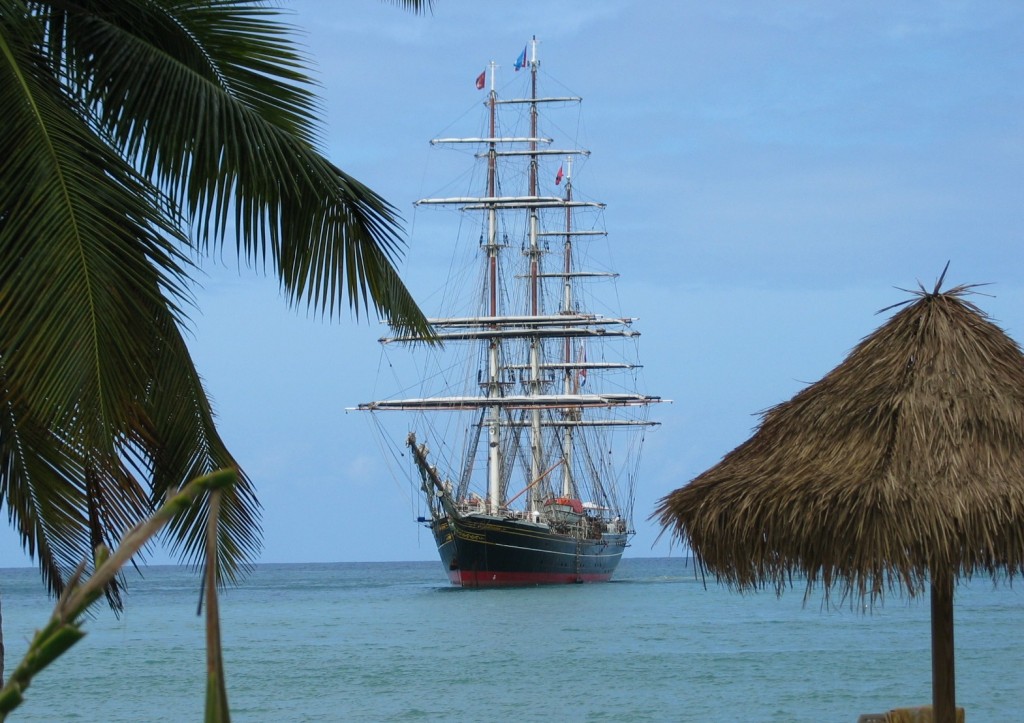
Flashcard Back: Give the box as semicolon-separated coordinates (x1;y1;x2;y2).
1;557;1021;722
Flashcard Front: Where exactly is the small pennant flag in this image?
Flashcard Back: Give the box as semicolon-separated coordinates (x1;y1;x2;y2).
555;165;564;185
514;45;527;71
475;70;486;90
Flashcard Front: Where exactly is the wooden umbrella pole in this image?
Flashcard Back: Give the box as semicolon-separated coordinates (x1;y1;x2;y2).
930;573;956;723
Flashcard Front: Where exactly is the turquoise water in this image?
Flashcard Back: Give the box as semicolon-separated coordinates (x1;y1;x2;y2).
2;558;1021;721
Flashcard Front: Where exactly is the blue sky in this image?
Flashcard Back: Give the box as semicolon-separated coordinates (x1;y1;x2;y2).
2;1;1022;568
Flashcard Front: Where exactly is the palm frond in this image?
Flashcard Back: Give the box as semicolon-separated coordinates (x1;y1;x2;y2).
130;305;261;580
3;0;431;606
2;3;260;593
48;0;429;336
379;0;434;14
0;384;88;598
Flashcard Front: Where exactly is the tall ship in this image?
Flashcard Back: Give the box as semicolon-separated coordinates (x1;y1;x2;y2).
359;38;662;586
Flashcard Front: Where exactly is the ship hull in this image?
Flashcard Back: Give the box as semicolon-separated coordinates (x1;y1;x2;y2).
429;513;626;587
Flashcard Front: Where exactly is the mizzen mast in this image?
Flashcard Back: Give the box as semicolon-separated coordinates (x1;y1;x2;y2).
561;154;577;498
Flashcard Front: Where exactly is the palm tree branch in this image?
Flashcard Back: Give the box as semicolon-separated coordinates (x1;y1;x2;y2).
0;383;89;598
123;305;262;580
1;7;257;596
49;0;430;335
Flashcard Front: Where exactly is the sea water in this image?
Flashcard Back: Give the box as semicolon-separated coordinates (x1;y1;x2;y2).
1;558;1021;722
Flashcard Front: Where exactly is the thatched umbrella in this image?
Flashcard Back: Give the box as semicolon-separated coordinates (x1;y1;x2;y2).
655;277;1024;723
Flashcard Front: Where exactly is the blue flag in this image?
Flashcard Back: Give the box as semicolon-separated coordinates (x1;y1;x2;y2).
514;45;527;71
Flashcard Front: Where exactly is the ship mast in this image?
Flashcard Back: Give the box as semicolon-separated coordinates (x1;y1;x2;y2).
561;154;575;497
485;60;501;514
526;37;543;515
356;41;666;522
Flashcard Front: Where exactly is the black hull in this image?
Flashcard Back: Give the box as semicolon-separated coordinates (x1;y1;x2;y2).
428;513;626;587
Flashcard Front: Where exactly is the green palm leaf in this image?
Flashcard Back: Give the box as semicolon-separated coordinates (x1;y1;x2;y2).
55;0;430;335
2;3;189;598
2;0;429;606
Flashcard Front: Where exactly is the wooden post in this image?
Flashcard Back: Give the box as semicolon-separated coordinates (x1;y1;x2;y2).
930;574;956;723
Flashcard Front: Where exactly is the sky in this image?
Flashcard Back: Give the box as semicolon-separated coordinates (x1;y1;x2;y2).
2;1;1022;569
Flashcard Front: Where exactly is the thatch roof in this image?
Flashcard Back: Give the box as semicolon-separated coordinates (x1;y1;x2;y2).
656;284;1024;602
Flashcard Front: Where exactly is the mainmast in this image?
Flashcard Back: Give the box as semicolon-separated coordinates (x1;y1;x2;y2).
485;60;502;514
526;36;544;515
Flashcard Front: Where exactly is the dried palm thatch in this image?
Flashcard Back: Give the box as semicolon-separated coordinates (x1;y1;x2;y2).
655;275;1024;723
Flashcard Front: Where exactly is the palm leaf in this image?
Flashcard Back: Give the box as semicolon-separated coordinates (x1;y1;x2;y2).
3;0;431;607
50;0;431;337
135;305;261;581
1;4;257;596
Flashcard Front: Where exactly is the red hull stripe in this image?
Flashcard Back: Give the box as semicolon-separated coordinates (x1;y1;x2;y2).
449;569;613;586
